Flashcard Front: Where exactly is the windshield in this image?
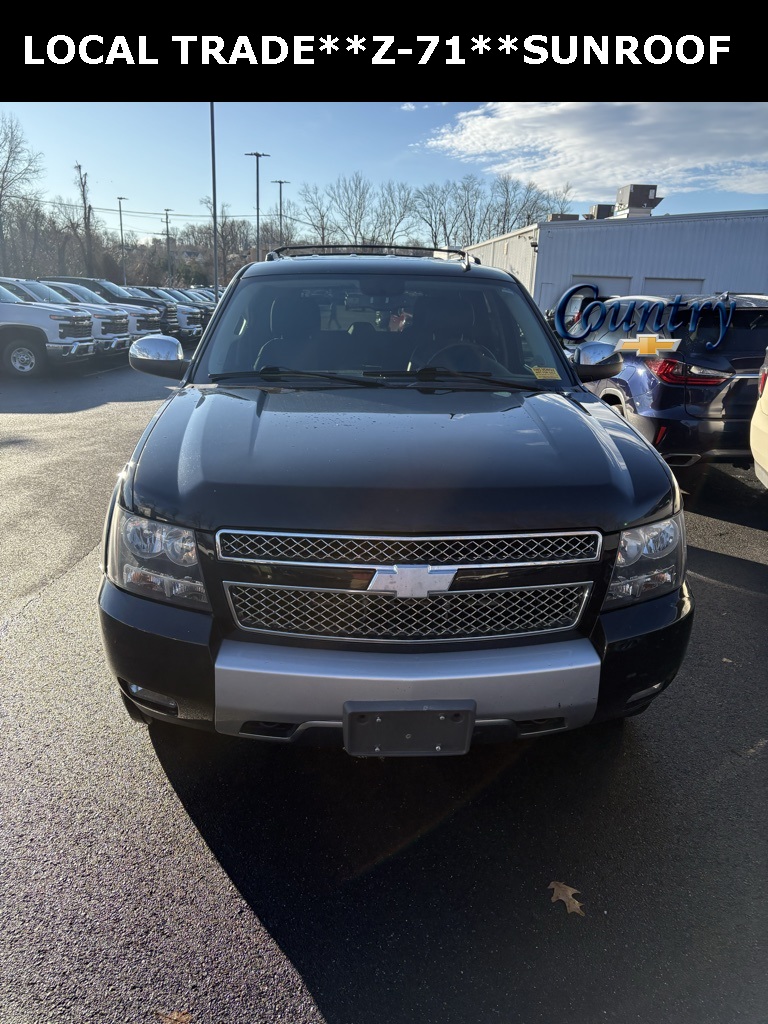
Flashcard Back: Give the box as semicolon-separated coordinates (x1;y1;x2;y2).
57;283;109;305
0;284;22;303
13;281;70;303
192;273;571;389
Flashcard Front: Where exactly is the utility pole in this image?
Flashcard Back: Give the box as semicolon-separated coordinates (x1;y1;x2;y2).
210;102;219;295
245;151;270;261
271;180;290;246
117;196;128;285
163;208;173;285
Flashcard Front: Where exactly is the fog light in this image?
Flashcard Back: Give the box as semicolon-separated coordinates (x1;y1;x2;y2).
127;683;178;714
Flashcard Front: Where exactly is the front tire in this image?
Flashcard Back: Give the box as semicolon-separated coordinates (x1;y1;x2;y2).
2;338;47;378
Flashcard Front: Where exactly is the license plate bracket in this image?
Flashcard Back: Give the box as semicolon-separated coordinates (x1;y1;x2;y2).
343;700;476;757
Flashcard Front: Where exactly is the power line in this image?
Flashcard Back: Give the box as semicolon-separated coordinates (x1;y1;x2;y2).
13;196;265;222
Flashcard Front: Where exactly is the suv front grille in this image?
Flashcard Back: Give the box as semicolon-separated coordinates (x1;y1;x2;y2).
217;530;601;566
225;581;591;641
60;319;92;340
99;315;130;335
217;530;600;642
135;314;162;333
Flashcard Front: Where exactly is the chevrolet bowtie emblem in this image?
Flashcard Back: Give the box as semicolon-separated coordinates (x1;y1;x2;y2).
616;333;679;356
368;565;457;599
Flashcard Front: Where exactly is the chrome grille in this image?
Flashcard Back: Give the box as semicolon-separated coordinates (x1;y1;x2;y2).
100;316;129;335
225;582;591;642
217;530;601;566
60;319;92;340
135;315;161;333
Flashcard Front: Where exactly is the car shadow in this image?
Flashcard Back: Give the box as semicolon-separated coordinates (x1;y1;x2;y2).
676;464;767;529
149;719;662;1024
0;361;175;414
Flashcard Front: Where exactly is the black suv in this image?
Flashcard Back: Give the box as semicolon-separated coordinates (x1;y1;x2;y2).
98;246;694;757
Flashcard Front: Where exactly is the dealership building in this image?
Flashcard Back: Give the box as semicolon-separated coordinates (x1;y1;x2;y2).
465;184;768;314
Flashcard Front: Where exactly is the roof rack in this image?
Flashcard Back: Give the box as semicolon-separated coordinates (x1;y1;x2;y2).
264;244;481;271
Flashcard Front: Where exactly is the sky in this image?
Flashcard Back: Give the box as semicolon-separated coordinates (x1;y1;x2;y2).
2;101;767;243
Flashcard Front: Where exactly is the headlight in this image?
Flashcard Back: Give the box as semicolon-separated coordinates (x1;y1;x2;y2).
602;512;686;608
106;507;210;609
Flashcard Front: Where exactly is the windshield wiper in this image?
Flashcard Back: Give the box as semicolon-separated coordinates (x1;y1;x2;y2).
208;366;387;387
363;367;551;391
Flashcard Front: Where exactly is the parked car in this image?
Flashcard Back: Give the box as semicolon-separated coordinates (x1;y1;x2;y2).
552;290;767;473
40;280;163;342
750;346;768;488
98;245;694;757
0;283;95;377
44;277;181;339
190;286;222;302
127;286;203;346
161;287;217;329
0;277;131;358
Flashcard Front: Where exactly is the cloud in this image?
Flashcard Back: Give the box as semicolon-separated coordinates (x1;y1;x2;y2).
421;101;768;203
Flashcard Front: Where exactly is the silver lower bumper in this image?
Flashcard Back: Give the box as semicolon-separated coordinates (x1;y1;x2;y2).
46;341;96;361
214;639;601;739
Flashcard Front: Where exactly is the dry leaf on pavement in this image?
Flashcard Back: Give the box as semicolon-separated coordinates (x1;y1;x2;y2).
548;880;585;916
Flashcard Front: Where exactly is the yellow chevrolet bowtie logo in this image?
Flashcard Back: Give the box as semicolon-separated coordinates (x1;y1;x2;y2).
616;333;679;356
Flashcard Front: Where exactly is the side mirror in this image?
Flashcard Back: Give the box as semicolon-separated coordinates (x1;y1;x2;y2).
573;350;624;382
129;335;189;379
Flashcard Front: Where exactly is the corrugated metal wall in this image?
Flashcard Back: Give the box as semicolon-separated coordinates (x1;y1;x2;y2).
467;211;768;313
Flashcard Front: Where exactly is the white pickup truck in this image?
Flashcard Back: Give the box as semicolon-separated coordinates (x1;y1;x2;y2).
0;283;95;378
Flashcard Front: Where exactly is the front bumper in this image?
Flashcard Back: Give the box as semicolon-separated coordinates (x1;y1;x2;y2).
95;334;132;356
45;340;96;362
98;578;694;750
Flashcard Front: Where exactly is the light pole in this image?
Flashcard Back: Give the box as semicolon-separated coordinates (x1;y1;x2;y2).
271;179;290;246
210;102;219;295
117;196;128;285
163;208;173;285
245;151;270;261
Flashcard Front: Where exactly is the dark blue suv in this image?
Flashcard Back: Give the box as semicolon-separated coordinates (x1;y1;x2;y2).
551;289;767;473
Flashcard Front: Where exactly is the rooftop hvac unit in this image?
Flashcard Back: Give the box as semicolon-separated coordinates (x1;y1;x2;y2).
583;204;616;220
615;184;664;212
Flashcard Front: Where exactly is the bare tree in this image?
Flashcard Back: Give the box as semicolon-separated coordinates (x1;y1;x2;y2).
0;113;44;274
5;196;49;275
412;182;461;248
452;174;488;247
327;172;375;245
296;183;337;246
201;197;247;281
369;181;416;247
547;182;575;216
59;163;100;274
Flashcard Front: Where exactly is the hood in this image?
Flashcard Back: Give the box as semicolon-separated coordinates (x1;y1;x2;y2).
122;304;160;316
127;386;677;535
6;300;90;318
61;302;127;318
101;303;154;316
